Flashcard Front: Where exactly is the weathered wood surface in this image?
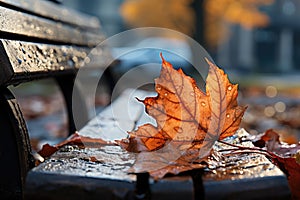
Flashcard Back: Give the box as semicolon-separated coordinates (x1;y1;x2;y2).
0;0;111;87
26;89;291;199
0;39;111;86
0;6;104;46
0;0;100;30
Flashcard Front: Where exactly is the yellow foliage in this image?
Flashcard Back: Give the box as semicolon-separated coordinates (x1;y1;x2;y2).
204;0;273;47
120;0;273;47
120;0;195;36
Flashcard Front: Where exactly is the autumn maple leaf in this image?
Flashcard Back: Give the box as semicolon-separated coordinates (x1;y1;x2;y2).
118;54;246;178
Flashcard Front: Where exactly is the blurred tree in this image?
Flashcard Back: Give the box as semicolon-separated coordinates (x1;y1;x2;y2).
120;0;272;48
205;0;273;47
120;0;195;36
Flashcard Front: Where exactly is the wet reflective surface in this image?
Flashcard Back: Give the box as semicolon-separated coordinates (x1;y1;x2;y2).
3;39;87;73
33;129;285;184
34;144;137;182
203;129;284;181
0;39;111;86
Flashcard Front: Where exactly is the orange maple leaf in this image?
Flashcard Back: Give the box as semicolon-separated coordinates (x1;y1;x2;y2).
118;54;246;178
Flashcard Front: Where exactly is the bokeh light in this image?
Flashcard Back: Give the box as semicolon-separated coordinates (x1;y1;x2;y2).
265;86;277;98
264;106;276;117
274;101;286;113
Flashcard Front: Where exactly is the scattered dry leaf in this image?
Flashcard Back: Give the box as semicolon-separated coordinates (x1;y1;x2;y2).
38;132;112;158
253;129;300;156
38;144;58;158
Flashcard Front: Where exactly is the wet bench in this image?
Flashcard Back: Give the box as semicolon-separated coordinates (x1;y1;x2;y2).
0;1;291;199
26;89;291;200
0;0;112;198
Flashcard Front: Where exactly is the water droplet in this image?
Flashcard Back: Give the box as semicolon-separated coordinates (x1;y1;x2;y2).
228;86;232;91
164;92;168;96
82;52;88;57
201;102;206;106
174;126;183;133
226;114;230;118
190;92;195;96
21;48;26;54
17;58;22;64
72;56;78;63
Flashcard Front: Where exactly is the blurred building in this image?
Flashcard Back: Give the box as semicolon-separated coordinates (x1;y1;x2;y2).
218;0;300;73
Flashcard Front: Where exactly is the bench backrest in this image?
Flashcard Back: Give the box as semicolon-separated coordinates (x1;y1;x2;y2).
0;0;110;87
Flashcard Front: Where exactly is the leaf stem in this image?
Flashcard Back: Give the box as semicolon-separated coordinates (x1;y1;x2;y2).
219;149;272;157
217;140;273;157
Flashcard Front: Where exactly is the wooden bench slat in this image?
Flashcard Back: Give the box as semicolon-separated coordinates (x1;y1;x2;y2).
79;89;153;140
25;173;136;200
26;89;291;199
204;176;290;199
0;6;104;46
0;0;100;30
0;39;110;86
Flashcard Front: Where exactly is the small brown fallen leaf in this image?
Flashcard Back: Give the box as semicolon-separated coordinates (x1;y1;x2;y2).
253;129;300;156
38;132;112;158
118;54;246;178
38;144;58;158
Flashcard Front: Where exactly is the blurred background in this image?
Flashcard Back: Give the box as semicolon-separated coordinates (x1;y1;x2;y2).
10;0;300;150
